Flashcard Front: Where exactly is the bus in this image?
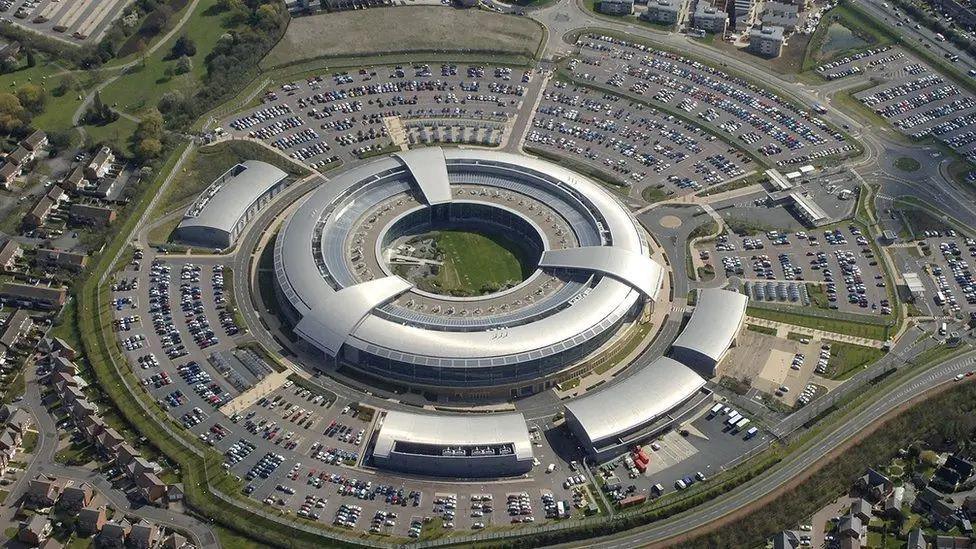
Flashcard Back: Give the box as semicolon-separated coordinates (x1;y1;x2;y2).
744;427;759;440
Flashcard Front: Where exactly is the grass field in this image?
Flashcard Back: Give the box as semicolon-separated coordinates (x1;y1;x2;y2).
894;157;921;172
153;140;310;219
426;230;528;296
825;340;886;380
0;58;87;132
83;117;140;155
262;7;544;69
746;306;890;340
99;0;229;114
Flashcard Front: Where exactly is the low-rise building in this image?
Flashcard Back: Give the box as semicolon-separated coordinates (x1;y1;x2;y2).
0;309;33;357
128;520;161;549
748;25;786;58
0;282;67;310
69;203;116;227
98;519;131;549
58;482;94;512
692;1;728;33
0;240;23;271
21;130;47;152
599;0;634;15
27;474;61;507
35;248;88;272
85;147;115;180
7;146;34;166
0;162;21;188
19;514;52;546
642;0;682;26
762;1;799;31
61;166;87;192
78;505;107;534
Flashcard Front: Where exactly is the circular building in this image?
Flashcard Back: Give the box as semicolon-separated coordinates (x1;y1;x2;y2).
273;148;665;396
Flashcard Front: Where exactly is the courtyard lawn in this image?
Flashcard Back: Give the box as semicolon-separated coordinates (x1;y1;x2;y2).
262;7;544;69
432;230;528;295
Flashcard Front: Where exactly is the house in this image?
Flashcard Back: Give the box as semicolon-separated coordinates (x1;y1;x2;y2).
85;147;115;180
18;514;51;546
850;498;873;522
908;529;928;549
162;533;189;549
80;415;106;441
884;486;904;517
0;309;32;356
126;456;155;480
52;337;76;360
135;472;167;505
115;443;140;467
21;130;47;152
69;203;116;227
840;538;862;549
0;404;15;422
35;248;88;272
53;355;78;374
61;165;86;192
167;483;183;503
915;486;960;527
7;407;32;434
0;428;19;458
935;455;975;490
26;474;61;507
39;538;63;549
773;530;800;549
935;536;972;549
24;186;66;228
127;520;161;549
0;282;67;310
77;505;107;534
0;239;22;271
58;481;94;511
95;427;124;458
837;514;864;540
98;519;131;549
7;145;34;166
0;162;21;188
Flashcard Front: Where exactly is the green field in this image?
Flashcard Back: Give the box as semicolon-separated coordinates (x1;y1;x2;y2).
82;117;140;154
825;340;886;380
423;230;530;296
746;306;891;340
262;7;545;69
99;0;229;114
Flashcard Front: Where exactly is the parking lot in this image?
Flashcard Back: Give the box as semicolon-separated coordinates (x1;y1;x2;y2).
222;64;534;170
852;49;976;162
0;0;128;42
698;224;893;315
527;79;752;196
566;34;855;170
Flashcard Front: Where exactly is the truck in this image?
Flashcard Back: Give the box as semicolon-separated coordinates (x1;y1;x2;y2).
733;417;751;433
708;403;723;417
744;426;759;440
940;322;948;336
935;291;946;305
726;411;742;426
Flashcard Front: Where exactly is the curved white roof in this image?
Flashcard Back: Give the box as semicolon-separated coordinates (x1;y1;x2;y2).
540;246;665;300
671;288;748;371
275;148;654;368
177;160;287;235
565;356;706;445
393;148;452;205
372;410;533;461
294;276;412;355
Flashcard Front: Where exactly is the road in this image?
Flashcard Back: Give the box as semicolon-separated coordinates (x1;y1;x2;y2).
571;351;976;548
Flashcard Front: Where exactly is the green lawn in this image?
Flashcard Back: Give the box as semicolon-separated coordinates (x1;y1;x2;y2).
214;525;266;549
900;207;950;238
746;324;777;336
0;58;86;132
641;185;670;203
263;7;544;69
426;230;529;296
825;340;886;380
746;306;890;340
99;0;229;114
21;431;37;453
83;117;139;155
894;156;921;173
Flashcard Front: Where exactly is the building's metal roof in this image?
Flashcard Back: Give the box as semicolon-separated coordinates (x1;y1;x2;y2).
276;148;651;366
540;246;664;300
294;276;413;355
789;191;829;223
177;161;287;235
393;148;452;205
372;410;533;461
671;288;748;366
565;356;706;445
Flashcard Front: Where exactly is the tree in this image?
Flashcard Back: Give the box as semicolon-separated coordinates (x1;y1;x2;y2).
136;137;163;160
0;93;28;134
136;108;164;141
25;49;35;68
175;56;192;75
55;73;80;97
15;84;45;114
47;130;72;156
170;35;197;58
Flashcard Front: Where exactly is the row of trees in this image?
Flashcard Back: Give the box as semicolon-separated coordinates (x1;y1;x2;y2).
87;0;185;67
